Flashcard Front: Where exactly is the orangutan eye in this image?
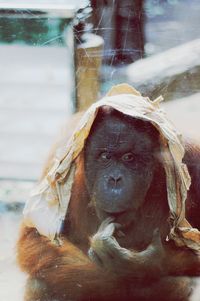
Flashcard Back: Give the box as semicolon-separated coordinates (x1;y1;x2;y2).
100;152;111;162
122;153;134;162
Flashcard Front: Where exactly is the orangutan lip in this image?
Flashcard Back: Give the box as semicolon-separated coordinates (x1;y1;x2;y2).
118;218;134;230
96;207;136;231
114;219;135;238
108;213;135;231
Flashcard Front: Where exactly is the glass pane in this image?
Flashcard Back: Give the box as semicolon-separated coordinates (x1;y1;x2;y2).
0;6;75;180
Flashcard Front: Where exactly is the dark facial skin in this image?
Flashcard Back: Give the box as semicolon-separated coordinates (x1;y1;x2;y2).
84;109;160;230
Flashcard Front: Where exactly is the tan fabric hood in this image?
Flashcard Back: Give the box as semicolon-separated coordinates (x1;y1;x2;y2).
23;84;200;250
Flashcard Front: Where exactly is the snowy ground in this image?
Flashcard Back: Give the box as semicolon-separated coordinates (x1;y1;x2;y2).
0;211;26;301
0;45;73;180
0;180;34;301
0;44;73;300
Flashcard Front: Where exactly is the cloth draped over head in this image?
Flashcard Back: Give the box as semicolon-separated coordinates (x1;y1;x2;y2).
23;83;200;251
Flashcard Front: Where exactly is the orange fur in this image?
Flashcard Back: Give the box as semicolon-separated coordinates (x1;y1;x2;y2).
17;221;195;301
16;116;200;301
17;223;118;301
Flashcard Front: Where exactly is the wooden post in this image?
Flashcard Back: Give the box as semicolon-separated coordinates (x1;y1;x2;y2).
75;33;104;111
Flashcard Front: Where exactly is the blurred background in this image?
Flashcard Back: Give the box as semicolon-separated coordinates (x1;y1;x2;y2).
0;0;200;300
